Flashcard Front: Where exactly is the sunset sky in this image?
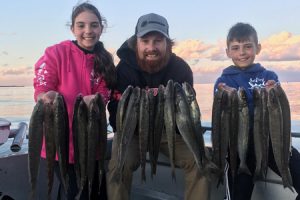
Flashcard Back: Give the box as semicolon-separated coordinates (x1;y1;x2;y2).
1;0;300;86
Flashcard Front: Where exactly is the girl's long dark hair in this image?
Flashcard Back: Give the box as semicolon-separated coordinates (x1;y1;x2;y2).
71;2;116;89
94;41;116;89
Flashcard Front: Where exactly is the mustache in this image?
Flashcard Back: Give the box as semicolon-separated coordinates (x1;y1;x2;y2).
143;50;160;56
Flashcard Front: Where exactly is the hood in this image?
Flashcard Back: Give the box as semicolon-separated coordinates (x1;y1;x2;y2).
222;63;265;75
116;38;140;71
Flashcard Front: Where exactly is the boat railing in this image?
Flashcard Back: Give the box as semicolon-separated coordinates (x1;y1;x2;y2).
201;126;300;138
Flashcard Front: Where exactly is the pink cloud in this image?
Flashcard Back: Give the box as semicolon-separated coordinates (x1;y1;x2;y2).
258;32;300;61
0;66;33;86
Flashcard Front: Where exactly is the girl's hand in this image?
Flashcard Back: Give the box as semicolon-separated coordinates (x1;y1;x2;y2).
37;91;58;104
83;95;95;106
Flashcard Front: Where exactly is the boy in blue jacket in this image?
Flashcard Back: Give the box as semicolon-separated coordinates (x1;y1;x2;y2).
214;22;300;200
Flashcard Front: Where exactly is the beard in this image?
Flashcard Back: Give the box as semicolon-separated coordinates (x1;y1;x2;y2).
136;50;171;74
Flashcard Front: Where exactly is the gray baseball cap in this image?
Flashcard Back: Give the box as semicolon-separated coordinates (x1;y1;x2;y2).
135;13;169;38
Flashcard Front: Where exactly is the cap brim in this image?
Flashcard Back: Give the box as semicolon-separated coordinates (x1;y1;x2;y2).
136;29;169;38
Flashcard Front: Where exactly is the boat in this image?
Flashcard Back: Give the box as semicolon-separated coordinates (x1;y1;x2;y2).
0;119;298;200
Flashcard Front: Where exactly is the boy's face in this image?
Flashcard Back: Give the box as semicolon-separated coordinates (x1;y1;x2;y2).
226;37;261;69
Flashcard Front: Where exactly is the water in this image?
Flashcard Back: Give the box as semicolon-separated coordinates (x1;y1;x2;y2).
1;83;300;149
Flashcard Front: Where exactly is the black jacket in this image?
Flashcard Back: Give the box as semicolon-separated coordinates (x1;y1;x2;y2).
107;40;193;131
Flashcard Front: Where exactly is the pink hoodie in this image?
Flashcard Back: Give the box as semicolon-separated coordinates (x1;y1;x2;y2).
33;40;111;163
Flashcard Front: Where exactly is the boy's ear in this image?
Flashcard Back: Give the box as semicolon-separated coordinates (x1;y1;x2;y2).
256;43;262;55
226;48;231;58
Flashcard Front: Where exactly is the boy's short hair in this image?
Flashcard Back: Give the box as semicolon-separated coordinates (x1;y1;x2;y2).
227;22;258;47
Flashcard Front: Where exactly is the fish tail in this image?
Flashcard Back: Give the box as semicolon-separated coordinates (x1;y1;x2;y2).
238;163;251;175
171;169;176;182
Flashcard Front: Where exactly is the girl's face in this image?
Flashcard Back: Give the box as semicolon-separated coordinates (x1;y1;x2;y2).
226;37;261;69
71;11;102;51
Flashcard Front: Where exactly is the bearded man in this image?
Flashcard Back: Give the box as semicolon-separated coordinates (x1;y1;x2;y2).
107;13;210;200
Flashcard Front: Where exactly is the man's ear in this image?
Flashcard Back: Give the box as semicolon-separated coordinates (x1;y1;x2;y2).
256;43;262;55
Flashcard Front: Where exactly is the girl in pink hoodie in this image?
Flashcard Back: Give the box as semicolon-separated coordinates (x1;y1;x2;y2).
33;2;116;199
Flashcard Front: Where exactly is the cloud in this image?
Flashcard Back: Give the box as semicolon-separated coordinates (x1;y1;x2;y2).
2;51;8;55
0;66;32;76
0;32;17;36
0;66;33;86
257;32;300;61
170;32;300;83
174;32;300;64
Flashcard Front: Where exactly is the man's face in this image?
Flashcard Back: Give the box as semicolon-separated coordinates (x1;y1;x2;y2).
136;32;169;73
226;37;261;69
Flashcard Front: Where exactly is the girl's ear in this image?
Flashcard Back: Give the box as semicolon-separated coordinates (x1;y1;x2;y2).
71;26;75;35
256;43;262;55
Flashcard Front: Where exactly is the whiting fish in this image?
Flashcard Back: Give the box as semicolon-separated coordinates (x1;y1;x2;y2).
116;86;133;145
72;94;83;190
211;87;226;182
53;94;69;194
139;89;150;182
272;84;293;190
164;80;176;181
183;82;218;177
95;93;108;193
117;87;140;181
152;85;165;175
76;100;89;199
28;99;44;200
44;102;56;199
237;87;251;175
253;87;264;180
260;87;269;179
87;97;100;198
174;83;203;172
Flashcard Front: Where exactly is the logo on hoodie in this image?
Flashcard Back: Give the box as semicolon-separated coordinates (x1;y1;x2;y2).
36;62;47;86
248;77;265;89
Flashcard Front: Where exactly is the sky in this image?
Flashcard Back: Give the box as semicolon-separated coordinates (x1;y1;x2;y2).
1;0;300;86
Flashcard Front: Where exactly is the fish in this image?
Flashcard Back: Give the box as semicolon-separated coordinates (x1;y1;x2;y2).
87;97;100;198
53;93;69;194
139;89;150;182
116;86;133;145
267;86;283;177
28;99;44;200
174;83;204;172
164;80;176;181
116;87;140;181
237;87;251;175
72;94;83;189
148;88;156;178
226;86;239;182
76;100;89;199
182;82;218;176
211;86;226;182
94;93;107;193
273;84;293;190
253;87;264;180
260;87;269;179
152;85;165;175
44;102;56;199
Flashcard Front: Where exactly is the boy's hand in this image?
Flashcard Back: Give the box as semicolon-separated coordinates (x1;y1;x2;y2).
265;80;276;86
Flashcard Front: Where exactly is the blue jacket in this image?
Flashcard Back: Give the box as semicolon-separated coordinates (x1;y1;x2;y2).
214;63;278;118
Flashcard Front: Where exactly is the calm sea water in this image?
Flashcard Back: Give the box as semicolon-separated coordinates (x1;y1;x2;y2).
1;83;300;148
